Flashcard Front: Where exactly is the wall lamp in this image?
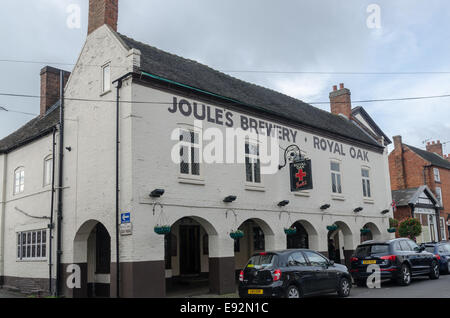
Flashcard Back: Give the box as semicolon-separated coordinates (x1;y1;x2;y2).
223;195;237;203
320;204;331;210
150;189;165;198
278;200;290;207
381;209;390;215
354;207;363;213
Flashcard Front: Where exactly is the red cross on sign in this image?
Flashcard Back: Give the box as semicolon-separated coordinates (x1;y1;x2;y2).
296;169;307;182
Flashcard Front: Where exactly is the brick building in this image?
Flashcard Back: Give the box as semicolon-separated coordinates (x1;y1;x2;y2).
389;136;450;242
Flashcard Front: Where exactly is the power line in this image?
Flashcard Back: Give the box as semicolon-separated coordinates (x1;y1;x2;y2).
0;105;38;116
1;58;450;75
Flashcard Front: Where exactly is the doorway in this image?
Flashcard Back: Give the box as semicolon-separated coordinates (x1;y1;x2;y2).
179;225;201;275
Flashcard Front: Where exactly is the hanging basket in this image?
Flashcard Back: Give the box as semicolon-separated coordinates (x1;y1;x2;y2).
387;227;397;233
327;224;338;231
230;230;244;240
360;228;371;235
284;227;297;235
154;225;171;235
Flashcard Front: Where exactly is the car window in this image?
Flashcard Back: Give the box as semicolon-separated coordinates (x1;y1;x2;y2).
426;246;436;253
445;244;450;253
247;254;277;269
439;244;450;253
393;241;402;252
355;244;389;257
399;240;412;251
287;252;307;266
304;251;328;266
407;240;420;251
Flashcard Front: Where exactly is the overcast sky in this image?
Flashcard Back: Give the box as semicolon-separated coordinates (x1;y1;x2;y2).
0;0;449;153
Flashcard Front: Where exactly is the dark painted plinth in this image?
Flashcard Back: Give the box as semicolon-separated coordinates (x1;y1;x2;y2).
209;257;236;295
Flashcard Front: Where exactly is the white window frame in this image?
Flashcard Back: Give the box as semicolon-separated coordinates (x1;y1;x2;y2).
178;127;202;178
440;217;447;241
13;167;25;195
101;62;111;93
17;229;47;261
434;168;440;182
43;155;52;187
361;167;372;198
330;160;342;194
435;187;443;206
245;139;262;185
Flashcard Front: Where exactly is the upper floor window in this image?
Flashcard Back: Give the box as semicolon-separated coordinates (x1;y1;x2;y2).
330;161;342;194
179;129;200;176
361;167;371;198
14;167;25;194
434;168;440;182
245;141;261;184
43;156;52;187
436;187;443;205
102;63;111;93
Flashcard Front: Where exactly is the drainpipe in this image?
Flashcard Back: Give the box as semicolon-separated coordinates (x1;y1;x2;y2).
115;79;122;298
55;70;65;297
0;152;7;286
49;127;56;294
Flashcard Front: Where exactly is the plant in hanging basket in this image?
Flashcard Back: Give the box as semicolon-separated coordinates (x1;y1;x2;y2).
154;225;171;235
229;230;244;240
387;227;397;233
284;227;297;235
326;224;338;231
360;228;371;234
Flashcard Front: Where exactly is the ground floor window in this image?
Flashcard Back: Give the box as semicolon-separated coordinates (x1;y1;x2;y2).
17;229;47;260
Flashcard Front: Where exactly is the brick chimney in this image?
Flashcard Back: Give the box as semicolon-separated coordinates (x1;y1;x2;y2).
88;0;118;35
329;83;352;119
391;135;406;190
40;66;70;117
426;140;443;157
444;154;450;161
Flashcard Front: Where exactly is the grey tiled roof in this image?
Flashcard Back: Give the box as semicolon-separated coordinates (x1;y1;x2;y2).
118;33;382;148
392;188;419;207
0;105;59;154
406;144;450;170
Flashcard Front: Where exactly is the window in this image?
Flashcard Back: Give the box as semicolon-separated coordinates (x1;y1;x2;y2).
434;168;440;182
179;129;200;176
361;168;371;198
304;251;328;267
245;141;261;184
253;227;265;250
406;240;420;252
17;229;47;260
102;63;111;93
330;161;342;194
43;156;52;187
435;187;443;205
399;240;412;251
440;218;447;241
14;167;25;194
287;252;307;266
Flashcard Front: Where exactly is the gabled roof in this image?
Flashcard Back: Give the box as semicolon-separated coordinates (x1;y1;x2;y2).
0;104;59;154
352;106;391;145
117;33;383;149
406;144;450;170
392;185;441;208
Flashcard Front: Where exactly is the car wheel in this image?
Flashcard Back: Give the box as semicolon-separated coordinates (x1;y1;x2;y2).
397;264;411;286
286;285;301;299
337;277;351;297
429;261;440;280
355;279;366;287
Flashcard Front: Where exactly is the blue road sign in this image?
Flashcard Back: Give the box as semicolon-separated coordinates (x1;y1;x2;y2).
121;212;131;224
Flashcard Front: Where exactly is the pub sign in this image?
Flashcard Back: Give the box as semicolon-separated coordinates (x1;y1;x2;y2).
290;159;313;192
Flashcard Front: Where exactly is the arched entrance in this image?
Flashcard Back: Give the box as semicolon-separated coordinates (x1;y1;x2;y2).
165;216;218;296
327;221;353;267
286;220;319;250
360;222;382;243
234;218;274;275
72;220;111;298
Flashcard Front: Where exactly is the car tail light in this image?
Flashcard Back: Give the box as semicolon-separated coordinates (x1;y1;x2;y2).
380;255;397;262
272;269;281;282
239;270;244;282
350;257;359;262
435;255;441;260
259;252;267;256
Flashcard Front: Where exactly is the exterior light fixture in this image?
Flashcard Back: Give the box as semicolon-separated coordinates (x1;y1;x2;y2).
354;207;363;213
381;209;390;215
223;195;237;203
320;204;331;210
277;200;290;207
150;189;165;198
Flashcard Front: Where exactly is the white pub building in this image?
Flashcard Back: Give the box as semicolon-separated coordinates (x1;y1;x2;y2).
0;0;393;297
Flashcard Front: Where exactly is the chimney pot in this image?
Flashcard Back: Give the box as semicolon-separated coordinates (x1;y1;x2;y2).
426;140;444;157
333;85;337;91
339;83;344;89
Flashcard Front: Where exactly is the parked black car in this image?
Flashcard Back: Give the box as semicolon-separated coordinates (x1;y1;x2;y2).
423;241;450;274
350;238;440;287
238;249;352;298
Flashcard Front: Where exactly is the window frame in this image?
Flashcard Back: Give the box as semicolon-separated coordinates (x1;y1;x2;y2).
330;160;343;195
178;127;202;178
101;62;111;94
440;217;447;241
245;139;262;185
16;229;47;261
43;155;53;187
13;167;25;195
361;166;372;198
435;187;443;206
433;168;440;183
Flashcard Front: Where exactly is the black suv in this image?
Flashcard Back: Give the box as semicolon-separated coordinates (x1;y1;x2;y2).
238;249;352;298
350;238;440;286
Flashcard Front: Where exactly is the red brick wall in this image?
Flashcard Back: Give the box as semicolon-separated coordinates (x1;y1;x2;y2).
88;0;118;35
40;66;70;117
329;84;351;119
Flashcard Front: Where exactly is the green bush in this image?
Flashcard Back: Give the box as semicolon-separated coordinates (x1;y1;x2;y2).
389;218;399;228
398;218;422;240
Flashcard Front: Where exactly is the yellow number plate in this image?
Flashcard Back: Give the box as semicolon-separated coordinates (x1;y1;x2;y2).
248;289;263;295
362;260;377;265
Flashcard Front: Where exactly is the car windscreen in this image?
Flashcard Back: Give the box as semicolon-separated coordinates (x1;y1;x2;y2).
425;246;435;253
355;244;389;257
247;254;278;269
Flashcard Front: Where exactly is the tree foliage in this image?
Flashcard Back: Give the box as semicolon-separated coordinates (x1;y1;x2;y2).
398;218;422;240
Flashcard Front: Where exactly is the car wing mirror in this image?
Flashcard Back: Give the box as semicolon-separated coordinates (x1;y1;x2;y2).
329;260;335;266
